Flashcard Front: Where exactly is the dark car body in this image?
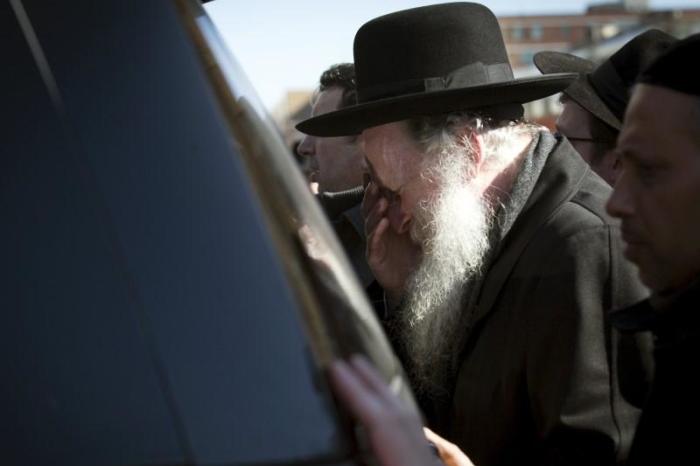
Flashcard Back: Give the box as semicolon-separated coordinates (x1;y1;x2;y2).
1;1;412;464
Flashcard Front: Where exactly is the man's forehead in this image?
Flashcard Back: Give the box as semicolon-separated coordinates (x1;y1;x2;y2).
361;121;425;192
360;120;413;148
311;87;344;116
616;86;694;164
364;156;385;185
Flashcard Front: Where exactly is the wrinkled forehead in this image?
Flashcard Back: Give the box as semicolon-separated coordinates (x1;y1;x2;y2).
360;121;424;189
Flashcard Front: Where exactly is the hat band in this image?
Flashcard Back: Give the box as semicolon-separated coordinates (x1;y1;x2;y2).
357;62;514;102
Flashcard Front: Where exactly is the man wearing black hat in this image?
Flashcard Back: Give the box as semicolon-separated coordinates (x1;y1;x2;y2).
534;29;677;186
299;3;647;465
607;32;700;466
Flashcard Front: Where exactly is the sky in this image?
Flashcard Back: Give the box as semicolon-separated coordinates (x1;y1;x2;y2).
204;0;700;111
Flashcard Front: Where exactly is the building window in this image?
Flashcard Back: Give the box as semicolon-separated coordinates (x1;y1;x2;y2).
511;26;523;40
531;24;543;39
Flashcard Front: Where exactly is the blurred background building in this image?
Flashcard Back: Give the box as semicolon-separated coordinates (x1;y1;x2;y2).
275;0;700;145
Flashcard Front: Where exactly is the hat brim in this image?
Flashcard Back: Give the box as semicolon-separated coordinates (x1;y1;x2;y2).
534;51;595;75
534;51;621;130
297;73;577;136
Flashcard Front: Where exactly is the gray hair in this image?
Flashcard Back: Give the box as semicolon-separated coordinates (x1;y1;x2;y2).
406;112;540;171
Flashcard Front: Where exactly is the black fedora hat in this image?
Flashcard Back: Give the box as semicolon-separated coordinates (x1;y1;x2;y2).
534;29;677;130
297;2;576;137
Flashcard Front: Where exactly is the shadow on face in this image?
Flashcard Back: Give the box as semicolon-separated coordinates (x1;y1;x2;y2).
606;84;700;292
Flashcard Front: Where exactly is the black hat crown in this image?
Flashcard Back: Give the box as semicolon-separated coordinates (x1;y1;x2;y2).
354;3;512;103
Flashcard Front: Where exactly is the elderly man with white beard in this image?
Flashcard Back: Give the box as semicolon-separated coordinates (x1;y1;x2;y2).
298;4;650;466
361;114;533;391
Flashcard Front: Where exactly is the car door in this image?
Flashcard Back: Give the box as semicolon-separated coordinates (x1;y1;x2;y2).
0;1;413;465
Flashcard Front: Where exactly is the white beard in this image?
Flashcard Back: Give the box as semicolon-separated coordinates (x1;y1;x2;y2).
398;147;496;398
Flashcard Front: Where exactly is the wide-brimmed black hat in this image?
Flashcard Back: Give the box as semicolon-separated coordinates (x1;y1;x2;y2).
534;29;677;130
297;2;576;136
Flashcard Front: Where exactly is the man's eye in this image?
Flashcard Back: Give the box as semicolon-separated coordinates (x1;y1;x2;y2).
379;187;397;203
635;164;658;185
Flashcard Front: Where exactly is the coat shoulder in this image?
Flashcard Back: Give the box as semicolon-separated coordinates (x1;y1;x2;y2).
542;169;618;243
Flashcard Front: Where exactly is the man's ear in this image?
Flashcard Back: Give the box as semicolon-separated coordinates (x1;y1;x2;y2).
455;127;484;168
609;150;622;184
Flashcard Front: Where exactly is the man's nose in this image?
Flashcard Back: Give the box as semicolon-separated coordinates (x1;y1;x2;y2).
606;173;634;219
297;136;315;157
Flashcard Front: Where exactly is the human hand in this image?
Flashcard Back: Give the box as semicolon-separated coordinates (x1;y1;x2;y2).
328;355;439;466
424;428;475;466
362;182;421;306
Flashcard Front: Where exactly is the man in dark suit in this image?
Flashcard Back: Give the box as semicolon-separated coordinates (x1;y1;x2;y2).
299;3;648;465
606;33;700;466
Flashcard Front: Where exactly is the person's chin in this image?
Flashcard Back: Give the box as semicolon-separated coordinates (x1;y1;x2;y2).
622;242;642;263
635;259;671;294
622;244;654;286
637;268;659;292
621;234;649;266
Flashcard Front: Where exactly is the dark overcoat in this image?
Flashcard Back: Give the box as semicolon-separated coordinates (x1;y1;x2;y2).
442;135;650;466
612;279;700;466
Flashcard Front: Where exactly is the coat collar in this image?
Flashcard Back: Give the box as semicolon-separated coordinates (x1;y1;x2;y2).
464;132;593;335
611;276;700;343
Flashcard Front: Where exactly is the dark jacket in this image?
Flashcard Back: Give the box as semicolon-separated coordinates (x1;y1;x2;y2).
442;135;650;466
612;279;700;466
318;188;375;289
